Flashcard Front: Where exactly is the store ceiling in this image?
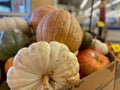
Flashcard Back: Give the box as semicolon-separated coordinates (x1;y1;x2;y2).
57;0;120;17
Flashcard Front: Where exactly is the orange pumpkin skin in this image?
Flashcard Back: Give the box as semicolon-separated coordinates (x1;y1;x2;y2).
36;10;83;52
30;5;58;32
4;57;13;74
77;49;110;79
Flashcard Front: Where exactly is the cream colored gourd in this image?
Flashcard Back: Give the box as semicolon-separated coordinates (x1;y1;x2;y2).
0;17;30;36
7;41;80;90
90;39;109;55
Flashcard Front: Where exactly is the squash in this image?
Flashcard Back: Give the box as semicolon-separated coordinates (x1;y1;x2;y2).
7;41;80;90
36;9;83;52
0;17;31;36
79;31;93;49
90;39;109;55
77;48;110;78
30;5;58;32
4;57;14;74
0;29;30;62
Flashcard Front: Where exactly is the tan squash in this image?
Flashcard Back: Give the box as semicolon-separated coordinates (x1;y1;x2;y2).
0;17;30;36
30;5;58;32
36;9;83;52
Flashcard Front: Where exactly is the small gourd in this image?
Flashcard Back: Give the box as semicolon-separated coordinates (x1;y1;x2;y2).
90;39;109;55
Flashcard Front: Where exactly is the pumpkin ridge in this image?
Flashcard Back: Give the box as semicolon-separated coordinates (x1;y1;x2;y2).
64;13;72;44
10;30;18;50
27;43;47;73
0;19;7;31
63;15;74;51
52;10;61;40
14;52;41;75
39;15;47;41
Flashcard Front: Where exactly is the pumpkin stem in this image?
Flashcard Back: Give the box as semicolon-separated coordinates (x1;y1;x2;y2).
42;74;49;90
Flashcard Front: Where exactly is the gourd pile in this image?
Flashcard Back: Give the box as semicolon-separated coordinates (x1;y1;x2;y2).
0;5;111;90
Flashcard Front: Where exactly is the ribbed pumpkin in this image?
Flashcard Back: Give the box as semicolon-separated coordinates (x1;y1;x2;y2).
30;5;58;32
0;29;30;62
7;41;80;90
0;17;31;36
36;10;83;52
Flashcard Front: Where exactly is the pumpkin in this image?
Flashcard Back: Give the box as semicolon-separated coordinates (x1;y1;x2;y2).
77;48;110;78
90;39;109;55
36;9;83;52
0;29;30;62
79;31;93;49
30;5;58;32
0;17;31;36
4;57;13;74
7;41;80;90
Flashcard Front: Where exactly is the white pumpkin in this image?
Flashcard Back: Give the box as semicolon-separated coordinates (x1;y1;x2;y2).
7;41;80;90
90;39;109;55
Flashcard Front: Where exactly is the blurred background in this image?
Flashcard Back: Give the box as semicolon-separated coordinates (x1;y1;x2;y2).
0;0;120;43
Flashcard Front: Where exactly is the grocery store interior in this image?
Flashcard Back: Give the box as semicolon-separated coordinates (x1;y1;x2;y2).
0;0;120;90
0;0;120;43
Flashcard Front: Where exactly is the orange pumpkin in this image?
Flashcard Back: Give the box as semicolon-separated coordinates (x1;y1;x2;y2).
4;57;13;74
77;49;110;78
36;9;83;52
30;5;58;32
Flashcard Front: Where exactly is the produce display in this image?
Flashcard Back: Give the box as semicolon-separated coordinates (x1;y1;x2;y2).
0;5;113;90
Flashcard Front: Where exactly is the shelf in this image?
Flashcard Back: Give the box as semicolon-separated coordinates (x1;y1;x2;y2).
0;12;30;17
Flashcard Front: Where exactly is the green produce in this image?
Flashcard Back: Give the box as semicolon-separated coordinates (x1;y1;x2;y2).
0;29;30;61
0;81;10;90
79;31;93;49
